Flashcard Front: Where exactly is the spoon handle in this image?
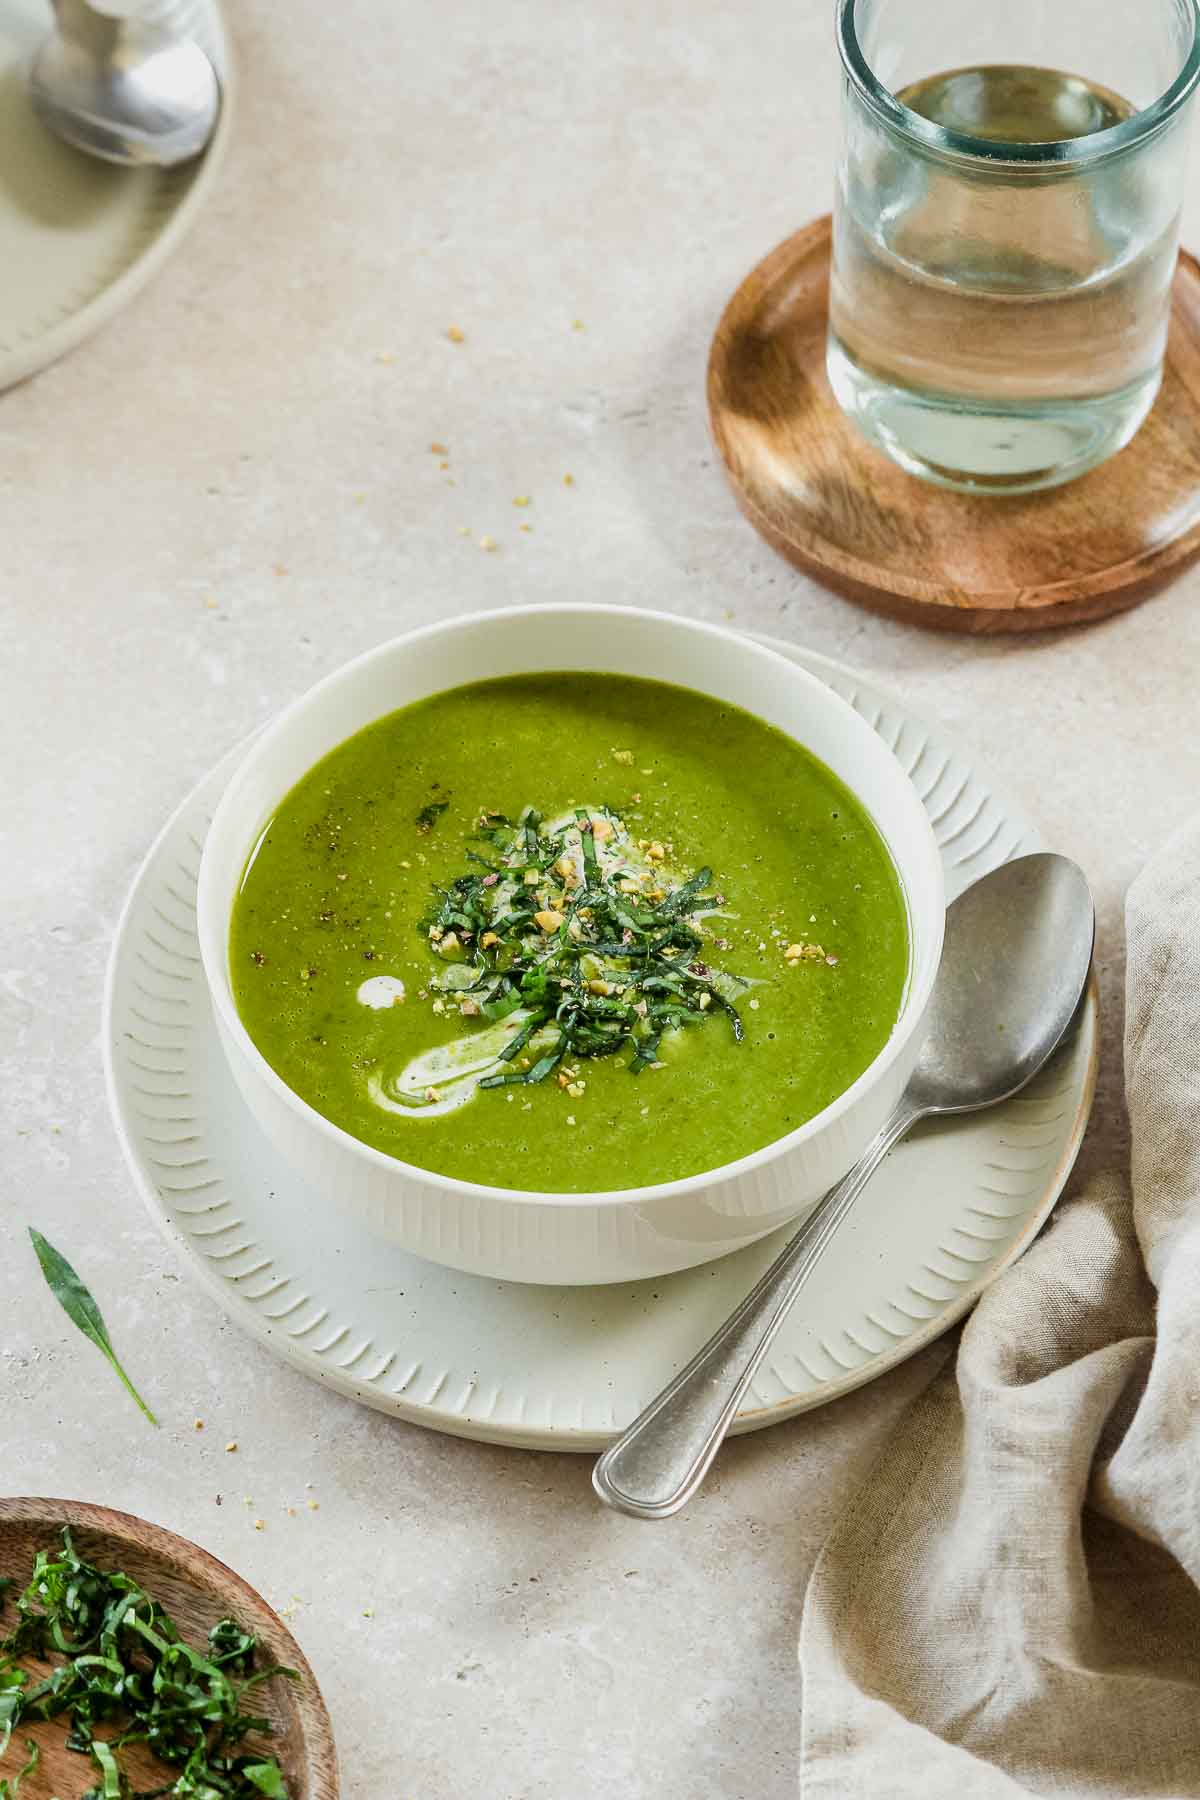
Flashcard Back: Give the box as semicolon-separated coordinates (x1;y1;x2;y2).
592;1097;921;1520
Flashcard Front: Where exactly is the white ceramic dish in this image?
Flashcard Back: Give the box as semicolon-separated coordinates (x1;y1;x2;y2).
196;607;945;1285
104;642;1097;1450
0;0;231;393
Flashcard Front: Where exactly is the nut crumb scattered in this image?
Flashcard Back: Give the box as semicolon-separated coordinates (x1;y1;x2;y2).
446;326;465;343
563;473;575;486
479;535;498;552
194;1419;205;1431
513;495;531;507
253;1519;265;1532
307;1500;320;1512
225;1441;238;1453
430;441;449;455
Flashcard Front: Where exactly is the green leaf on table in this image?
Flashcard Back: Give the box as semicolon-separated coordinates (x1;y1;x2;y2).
27;1229;157;1426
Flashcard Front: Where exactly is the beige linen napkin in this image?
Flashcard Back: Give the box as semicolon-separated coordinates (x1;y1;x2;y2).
800;820;1200;1799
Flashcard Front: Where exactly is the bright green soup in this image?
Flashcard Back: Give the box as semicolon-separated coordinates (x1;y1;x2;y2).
231;674;908;1192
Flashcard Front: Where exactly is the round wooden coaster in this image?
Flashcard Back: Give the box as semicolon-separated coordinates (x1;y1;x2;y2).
708;216;1200;632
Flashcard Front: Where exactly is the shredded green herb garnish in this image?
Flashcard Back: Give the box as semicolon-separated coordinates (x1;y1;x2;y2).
0;1735;37;1798
28;1231;157;1427
419;804;747;1089
0;1529;295;1798
414;799;450;834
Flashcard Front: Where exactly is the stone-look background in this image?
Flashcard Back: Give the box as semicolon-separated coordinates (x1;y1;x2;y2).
4;4;1199;1794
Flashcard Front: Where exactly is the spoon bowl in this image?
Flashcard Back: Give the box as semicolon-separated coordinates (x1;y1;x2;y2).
908;852;1095;1114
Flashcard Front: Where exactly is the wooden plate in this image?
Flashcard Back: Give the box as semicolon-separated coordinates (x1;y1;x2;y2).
0;1498;338;1799
708;215;1200;632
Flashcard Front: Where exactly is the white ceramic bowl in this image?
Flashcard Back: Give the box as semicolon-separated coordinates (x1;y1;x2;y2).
197;606;945;1285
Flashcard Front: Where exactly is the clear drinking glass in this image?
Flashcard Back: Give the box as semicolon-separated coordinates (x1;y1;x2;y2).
829;0;1200;493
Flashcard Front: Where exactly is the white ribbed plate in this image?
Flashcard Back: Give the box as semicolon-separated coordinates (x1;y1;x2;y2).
0;0;231;391
103;642;1098;1450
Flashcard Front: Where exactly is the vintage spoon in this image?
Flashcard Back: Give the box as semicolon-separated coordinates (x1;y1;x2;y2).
593;852;1094;1521
29;0;220;167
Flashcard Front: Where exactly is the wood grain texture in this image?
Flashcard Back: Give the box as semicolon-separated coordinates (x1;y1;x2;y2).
0;1497;338;1800
708;215;1200;632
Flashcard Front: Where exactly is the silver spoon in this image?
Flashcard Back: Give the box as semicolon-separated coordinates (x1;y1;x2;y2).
29;0;220;168
593;852;1094;1521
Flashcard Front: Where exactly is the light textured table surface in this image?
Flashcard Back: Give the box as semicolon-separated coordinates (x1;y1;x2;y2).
4;4;1200;1796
